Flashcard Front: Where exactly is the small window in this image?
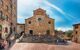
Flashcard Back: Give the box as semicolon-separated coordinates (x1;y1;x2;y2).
0;0;3;5
10;23;13;26
14;27;15;32
48;21;51;24
6;16;8;21
28;21;31;24
38;18;42;21
0;34;2;39
76;31;77;34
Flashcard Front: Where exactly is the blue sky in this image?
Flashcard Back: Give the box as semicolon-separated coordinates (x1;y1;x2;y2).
17;0;80;31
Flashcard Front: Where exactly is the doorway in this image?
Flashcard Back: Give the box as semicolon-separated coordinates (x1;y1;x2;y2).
29;30;33;35
46;30;50;35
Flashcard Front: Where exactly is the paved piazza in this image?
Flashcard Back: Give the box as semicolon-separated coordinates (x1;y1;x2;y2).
10;42;80;50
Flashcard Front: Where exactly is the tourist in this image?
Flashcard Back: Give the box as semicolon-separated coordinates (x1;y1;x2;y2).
0;39;4;50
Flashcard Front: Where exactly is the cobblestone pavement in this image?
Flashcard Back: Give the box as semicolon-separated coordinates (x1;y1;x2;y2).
10;42;80;50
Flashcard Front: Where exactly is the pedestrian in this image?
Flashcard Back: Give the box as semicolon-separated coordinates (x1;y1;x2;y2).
0;39;4;50
8;40;11;48
3;39;8;50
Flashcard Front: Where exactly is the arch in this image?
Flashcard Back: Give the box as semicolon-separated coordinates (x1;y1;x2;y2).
29;30;33;35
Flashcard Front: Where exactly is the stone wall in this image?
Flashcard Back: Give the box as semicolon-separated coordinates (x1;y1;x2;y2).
72;24;80;43
0;0;17;39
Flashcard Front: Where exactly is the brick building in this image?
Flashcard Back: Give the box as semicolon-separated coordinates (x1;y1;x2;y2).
0;0;17;39
72;23;80;43
17;8;55;36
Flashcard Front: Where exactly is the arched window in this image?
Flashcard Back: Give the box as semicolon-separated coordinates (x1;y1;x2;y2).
0;11;3;19
0;25;2;31
48;21;51;24
28;21;31;24
0;34;2;39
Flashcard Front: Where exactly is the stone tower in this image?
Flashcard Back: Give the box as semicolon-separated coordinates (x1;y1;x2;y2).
0;0;17;39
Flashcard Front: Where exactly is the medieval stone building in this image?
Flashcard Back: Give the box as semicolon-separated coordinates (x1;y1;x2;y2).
17;8;55;36
0;0;17;39
72;23;80;43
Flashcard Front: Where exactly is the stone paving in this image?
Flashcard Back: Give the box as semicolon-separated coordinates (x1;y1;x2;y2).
10;42;80;50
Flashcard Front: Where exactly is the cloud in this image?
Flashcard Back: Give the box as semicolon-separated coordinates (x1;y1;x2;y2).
44;1;76;20
17;0;65;23
56;27;73;32
44;1;65;15
17;16;24;19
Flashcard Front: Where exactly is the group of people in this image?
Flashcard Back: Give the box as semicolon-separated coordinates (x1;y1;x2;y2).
0;39;8;50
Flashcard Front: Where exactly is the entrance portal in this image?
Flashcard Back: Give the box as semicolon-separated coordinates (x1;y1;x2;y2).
29;30;33;35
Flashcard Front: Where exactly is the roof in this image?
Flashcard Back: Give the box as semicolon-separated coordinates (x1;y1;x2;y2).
73;23;80;26
34;8;46;11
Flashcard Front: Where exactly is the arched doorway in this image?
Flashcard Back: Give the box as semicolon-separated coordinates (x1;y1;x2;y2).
46;30;50;35
29;30;33;35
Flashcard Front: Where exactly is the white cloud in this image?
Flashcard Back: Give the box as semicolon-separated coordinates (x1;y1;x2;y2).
44;1;65;15
18;0;72;23
18;0;55;23
44;1;76;20
17;16;24;19
56;27;73;32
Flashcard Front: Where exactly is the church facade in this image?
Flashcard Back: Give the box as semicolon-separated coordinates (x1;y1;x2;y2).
17;8;55;36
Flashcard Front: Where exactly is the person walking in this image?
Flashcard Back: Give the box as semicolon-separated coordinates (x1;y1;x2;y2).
0;39;5;50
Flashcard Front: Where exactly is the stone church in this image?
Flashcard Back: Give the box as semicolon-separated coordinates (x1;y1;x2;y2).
17;8;55;36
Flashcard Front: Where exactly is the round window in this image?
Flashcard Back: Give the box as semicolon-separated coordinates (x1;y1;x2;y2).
38;18;42;21
48;21;51;24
